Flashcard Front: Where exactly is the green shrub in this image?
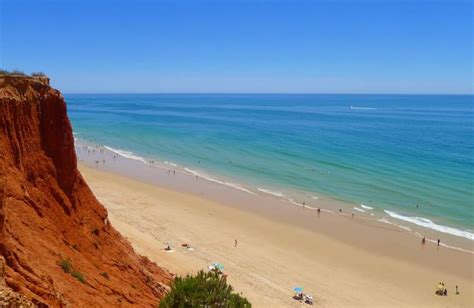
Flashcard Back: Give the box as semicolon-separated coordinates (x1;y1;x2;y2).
58;257;86;283
59;258;73;274
72;271;86;283
160;270;251;307
10;70;26;76
0;69;10;75
31;72;46;77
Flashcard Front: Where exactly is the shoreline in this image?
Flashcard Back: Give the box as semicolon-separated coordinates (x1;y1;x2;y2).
75;140;473;254
78;163;474;307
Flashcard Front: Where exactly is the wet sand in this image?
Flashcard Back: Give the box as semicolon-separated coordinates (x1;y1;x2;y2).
79;163;473;307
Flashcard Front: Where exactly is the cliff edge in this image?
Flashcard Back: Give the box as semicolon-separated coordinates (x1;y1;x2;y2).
0;75;172;307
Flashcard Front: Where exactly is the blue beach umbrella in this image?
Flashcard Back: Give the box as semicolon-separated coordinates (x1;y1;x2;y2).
294;287;303;293
212;262;225;271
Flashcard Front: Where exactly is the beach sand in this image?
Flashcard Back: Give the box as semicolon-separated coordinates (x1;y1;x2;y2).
79;164;473;307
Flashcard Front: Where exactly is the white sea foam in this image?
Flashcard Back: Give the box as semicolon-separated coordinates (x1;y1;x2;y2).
353;207;366;213
257;188;285;198
321;208;335;213
288;198;303;206
377;218;393;225
104;146;148;164
360;204;374;210
350;106;376;110
184;168;256;195
430;240;473;254
398;225;412;231
165;161;178;167
411;232;473;254
384;210;474;241
440;243;473;254
311;196;319;200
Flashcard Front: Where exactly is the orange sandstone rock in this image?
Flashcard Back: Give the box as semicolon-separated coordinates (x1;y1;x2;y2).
0;75;172;307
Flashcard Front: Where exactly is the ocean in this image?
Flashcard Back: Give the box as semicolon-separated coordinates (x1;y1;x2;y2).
66;93;474;240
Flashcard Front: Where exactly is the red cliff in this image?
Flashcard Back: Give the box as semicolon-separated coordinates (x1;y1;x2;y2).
0;75;172;307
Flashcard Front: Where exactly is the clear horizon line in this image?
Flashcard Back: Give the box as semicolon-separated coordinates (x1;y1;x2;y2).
62;91;474;96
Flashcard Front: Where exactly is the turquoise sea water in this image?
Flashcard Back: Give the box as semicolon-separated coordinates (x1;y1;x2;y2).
67;94;473;236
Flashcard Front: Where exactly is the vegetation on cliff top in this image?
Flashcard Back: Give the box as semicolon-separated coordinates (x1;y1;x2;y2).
0;69;46;77
160;270;251;307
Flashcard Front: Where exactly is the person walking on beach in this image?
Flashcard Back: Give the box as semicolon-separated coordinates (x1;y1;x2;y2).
456;285;460;295
234;239;238;247
422;237;426;244
437;239;440;246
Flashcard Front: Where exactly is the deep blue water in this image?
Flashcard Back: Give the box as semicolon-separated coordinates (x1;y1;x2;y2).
66;94;474;232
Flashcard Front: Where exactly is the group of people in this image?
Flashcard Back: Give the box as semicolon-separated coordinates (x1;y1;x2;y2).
165;242;194;251
81;145;112;166
421;236;442;246
293;291;313;305
435;282;460;296
436;282;448;296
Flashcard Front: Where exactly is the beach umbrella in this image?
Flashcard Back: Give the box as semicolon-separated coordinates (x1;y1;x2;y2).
212;262;225;271
294;287;303;293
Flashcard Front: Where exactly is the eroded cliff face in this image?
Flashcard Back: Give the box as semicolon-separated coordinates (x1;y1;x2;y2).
0;75;172;307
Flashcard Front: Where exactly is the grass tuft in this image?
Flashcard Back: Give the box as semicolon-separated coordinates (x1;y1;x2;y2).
59;258;73;274
72;271;86;283
58;257;86;283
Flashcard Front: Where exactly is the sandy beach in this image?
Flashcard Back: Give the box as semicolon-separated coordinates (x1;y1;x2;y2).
79;163;473;307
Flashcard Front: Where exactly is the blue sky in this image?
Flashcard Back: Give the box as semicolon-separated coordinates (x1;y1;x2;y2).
1;0;472;94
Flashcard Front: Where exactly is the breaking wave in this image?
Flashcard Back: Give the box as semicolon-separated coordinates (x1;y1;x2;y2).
104;146;148;164
184;168;256;195
384;210;473;240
